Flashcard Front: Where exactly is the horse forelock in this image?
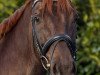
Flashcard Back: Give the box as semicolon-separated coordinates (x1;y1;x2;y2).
0;0;31;40
42;0;77;16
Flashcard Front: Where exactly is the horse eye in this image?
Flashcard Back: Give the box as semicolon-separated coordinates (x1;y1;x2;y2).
34;17;40;23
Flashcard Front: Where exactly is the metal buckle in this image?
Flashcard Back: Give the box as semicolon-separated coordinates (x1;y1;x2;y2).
40;56;50;71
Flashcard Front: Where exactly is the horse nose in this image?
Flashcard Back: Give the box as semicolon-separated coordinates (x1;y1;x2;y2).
48;41;75;75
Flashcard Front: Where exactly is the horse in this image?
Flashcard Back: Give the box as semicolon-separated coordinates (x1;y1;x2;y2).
0;0;77;75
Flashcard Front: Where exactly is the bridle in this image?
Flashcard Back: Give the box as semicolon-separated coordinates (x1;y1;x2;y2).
31;0;77;73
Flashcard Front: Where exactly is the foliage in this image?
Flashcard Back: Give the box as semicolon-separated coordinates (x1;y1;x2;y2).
73;0;100;75
0;0;24;22
0;0;17;22
0;0;100;75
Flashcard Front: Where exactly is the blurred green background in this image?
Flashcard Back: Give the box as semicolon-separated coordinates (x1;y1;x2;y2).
0;0;100;75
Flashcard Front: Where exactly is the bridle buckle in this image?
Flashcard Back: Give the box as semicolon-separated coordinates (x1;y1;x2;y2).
40;56;50;71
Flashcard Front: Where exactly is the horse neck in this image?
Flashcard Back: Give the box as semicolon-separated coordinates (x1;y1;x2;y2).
13;1;34;52
0;1;32;55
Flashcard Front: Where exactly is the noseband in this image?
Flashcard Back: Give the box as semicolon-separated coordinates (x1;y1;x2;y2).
31;0;77;72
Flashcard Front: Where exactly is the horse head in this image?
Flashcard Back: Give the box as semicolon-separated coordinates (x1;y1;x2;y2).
31;0;77;75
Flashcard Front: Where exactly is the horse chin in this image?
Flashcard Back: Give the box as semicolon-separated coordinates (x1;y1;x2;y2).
49;59;75;75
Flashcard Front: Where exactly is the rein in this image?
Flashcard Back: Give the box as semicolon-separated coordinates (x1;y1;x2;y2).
31;0;77;73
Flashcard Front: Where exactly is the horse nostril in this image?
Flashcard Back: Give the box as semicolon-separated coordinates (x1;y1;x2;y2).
52;63;62;75
53;64;57;74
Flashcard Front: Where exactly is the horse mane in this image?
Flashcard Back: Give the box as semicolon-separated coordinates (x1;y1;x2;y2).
0;0;31;40
42;0;77;16
42;0;77;30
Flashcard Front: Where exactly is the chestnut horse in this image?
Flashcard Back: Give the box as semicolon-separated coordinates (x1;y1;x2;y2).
0;0;77;75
